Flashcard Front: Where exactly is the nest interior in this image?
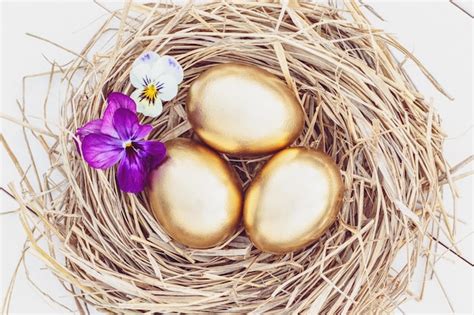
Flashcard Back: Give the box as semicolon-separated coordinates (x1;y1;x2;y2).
6;1;455;314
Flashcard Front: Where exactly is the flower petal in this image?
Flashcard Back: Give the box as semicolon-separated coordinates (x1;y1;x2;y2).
134;124;153;140
136;140;167;170
76;119;103;142
151;55;184;84
133;51;160;68
141;100;163;117
117;150;147;193
112;107;153;141
131;89;163;118
102;92;136;137
157;74;178;101
131;89;146;115
81;134;124;169
106;92;136;113
112;108;140;141
130;63;151;88
130;52;160;88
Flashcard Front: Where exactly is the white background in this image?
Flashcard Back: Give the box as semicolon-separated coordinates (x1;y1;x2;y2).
1;1;472;314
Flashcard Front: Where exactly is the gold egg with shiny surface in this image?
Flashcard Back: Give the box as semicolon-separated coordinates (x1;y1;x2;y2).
244;147;343;254
147;138;242;249
186;63;304;155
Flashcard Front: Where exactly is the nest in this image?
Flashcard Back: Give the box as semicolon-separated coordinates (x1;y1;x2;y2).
3;1;460;313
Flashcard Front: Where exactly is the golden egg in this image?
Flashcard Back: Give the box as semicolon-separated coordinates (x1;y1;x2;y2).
244;147;343;254
147;138;242;249
186;63;304;155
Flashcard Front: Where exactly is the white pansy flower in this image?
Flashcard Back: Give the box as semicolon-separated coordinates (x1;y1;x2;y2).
130;51;183;117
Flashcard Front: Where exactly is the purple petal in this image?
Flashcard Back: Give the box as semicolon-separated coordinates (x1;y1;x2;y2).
101;92;136;137
81;134;124;169
136;140;167;170
117;151;146;193
75;119;103;151
112;108;153;141
134;124;153;140
112;108;139;141
76;119;103;142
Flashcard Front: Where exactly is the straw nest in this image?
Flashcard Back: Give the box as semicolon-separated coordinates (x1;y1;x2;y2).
3;1;461;314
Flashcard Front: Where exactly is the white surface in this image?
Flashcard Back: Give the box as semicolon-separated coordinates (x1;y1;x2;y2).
0;1;472;314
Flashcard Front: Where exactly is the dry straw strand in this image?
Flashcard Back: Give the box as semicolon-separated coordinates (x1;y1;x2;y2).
2;1;468;313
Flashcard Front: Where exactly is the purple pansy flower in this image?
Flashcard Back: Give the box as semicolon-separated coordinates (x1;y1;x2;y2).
76;92;166;193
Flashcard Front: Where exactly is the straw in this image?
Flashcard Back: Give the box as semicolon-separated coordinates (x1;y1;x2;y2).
2;1;468;313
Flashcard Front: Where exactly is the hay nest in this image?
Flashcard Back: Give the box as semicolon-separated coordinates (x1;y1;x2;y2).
3;1;459;313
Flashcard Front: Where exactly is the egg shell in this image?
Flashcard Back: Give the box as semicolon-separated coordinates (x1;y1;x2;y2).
186;63;304;156
147;138;243;249
243;147;343;254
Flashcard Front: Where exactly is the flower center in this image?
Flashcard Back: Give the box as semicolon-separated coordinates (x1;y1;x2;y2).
140;84;158;104
123;140;133;149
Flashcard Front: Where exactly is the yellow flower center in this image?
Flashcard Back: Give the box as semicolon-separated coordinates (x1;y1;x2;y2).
140;84;158;104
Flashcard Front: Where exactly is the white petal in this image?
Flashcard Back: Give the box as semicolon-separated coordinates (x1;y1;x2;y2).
130;52;161;88
156;74;178;101
133;51;160;68
131;89;163;118
140;99;163;117
130;63;150;88
130;89;144;108
151;55;184;84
